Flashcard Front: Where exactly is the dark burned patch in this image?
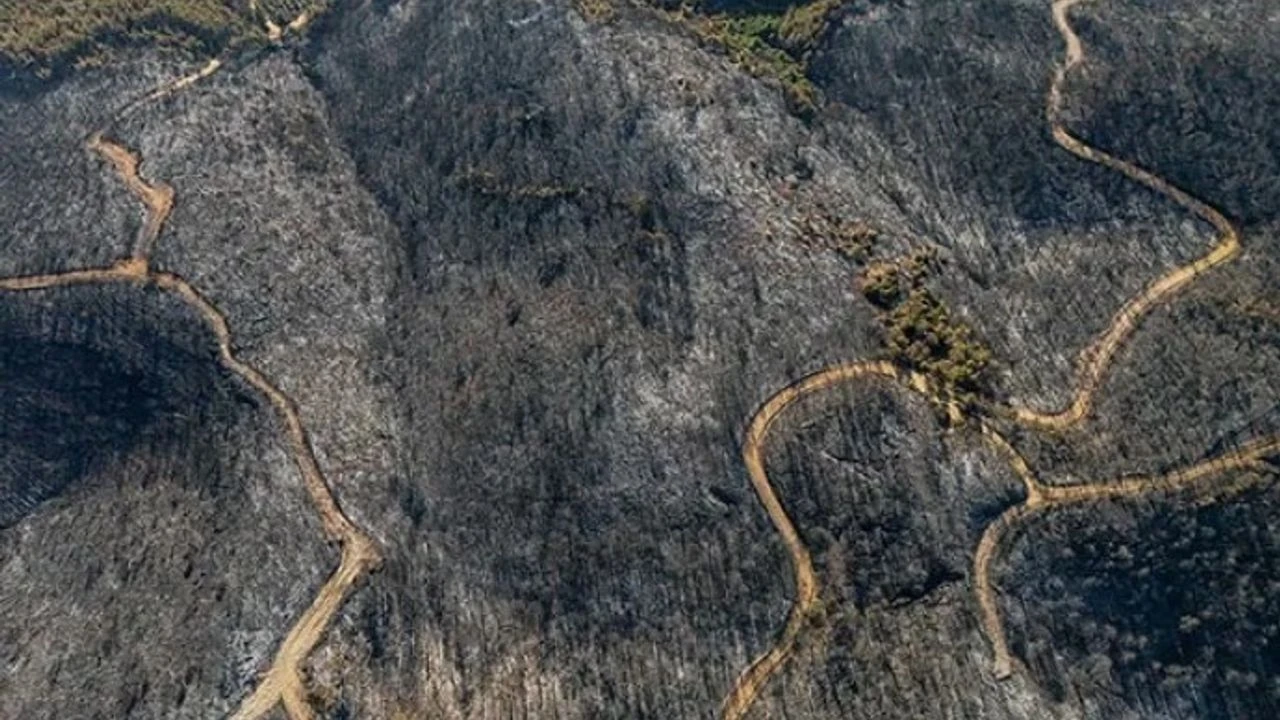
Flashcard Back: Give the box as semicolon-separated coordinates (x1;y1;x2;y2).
771;382;1014;610
810;0;1149;229
0;280;332;720
1068;6;1280;227
1000;481;1280;716
0;282;255;526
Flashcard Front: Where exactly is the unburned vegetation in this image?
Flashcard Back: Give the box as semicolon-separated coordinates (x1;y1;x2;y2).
0;0;325;76
0;1;250;71
856;247;994;408
576;0;862;115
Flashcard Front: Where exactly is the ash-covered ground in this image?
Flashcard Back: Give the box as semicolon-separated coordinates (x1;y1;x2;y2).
1;0;1277;718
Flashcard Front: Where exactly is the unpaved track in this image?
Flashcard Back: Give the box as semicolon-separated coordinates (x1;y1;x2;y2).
2;2;1265;717
974;432;1280;677
141;59;223;105
971;501;1039;679
111;59;224;122
721;361;935;720
0;267;382;720
115;1;318;118
232;536;379;720
0;260;147;291
1;90;380;720
979;422;1045;504
720;360;1034;714
158;258;384;719
971;0;1255;680
1012;0;1242;431
721;0;1265;714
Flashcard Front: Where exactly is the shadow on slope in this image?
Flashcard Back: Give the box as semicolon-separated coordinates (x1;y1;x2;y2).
0;283;331;720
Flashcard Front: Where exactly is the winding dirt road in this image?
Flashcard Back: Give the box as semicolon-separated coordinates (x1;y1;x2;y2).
1;1;1267;717
721;361;933;720
721;0;1266;714
0;98;380;720
1012;0;1242;431
973;430;1280;678
721;357;1067;711
971;0;1258;681
112;1;317;119
232;536;380;720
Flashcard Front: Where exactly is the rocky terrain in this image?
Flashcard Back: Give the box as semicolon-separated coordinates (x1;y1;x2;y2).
0;0;1277;719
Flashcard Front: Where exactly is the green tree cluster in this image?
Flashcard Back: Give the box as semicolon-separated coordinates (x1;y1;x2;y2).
576;0;851;116
0;0;323;73
858;249;993;405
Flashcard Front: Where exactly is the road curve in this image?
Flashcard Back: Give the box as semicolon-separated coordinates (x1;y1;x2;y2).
1;123;381;720
972;0;1256;676
975;430;1280;677
3;2;1265;717
972;501;1040;679
231;536;380;720
1012;0;1242;431
725;0;1260;708
721;360;936;720
0;263;383;720
87;134;175;261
